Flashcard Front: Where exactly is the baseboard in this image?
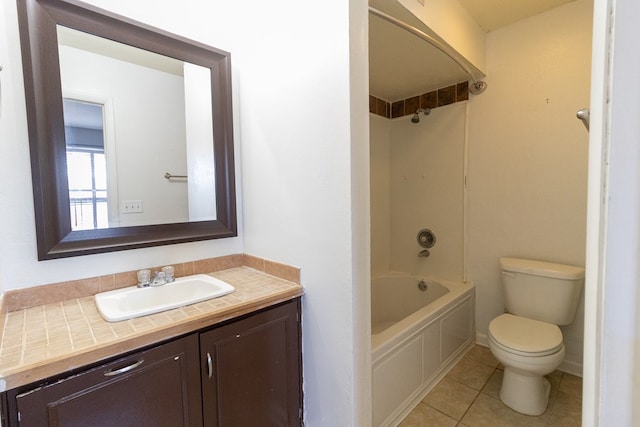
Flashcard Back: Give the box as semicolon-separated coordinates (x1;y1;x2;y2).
475;332;489;347
559;359;583;377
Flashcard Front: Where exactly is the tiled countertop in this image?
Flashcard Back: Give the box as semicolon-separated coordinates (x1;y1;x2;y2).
0;267;303;392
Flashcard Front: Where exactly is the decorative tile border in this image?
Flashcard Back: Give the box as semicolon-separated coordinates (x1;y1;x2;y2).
3;254;300;312
369;95;391;118
370;81;469;119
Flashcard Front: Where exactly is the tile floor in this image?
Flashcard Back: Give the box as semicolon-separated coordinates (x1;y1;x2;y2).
399;345;582;427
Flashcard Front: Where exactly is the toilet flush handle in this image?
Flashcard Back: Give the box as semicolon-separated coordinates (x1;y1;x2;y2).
501;271;517;279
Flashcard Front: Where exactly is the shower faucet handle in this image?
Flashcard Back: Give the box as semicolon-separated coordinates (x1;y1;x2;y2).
417;229;436;248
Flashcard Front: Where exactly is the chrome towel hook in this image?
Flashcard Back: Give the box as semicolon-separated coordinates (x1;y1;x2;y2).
576;108;590;131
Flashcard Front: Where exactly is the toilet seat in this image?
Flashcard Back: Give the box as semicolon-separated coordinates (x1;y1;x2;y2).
489;313;563;357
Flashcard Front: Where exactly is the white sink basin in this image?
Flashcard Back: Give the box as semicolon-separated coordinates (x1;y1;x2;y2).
95;274;235;322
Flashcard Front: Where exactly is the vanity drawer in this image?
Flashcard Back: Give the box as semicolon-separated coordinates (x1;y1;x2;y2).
7;335;202;427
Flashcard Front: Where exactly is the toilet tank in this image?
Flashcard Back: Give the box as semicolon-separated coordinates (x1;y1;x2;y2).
500;257;585;325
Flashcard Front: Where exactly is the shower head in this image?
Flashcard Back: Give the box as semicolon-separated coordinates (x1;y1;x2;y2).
411;108;431;123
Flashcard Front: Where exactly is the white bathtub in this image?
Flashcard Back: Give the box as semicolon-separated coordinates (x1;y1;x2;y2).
371;273;475;427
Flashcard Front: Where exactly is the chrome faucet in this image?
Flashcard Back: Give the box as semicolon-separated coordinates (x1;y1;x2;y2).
151;271;167;286
136;267;174;288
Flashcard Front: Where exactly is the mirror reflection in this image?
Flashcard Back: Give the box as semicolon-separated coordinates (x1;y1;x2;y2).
63;98;108;230
57;26;217;229
18;0;236;259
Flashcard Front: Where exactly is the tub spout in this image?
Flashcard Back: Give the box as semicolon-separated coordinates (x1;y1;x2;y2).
418;249;430;257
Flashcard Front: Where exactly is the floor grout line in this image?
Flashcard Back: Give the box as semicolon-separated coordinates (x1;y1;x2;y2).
402;345;583;427
457;366;496;426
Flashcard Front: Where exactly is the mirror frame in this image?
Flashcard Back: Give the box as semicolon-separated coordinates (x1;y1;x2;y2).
17;0;237;260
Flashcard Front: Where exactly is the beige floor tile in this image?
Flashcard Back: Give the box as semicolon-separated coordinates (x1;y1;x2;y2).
402;344;581;427
481;370;561;416
559;373;583;396
481;368;502;400
445;355;495;391
423;377;478;420
547;369;563;390
545;375;564;410
546;389;582;427
461;393;547;427
398;402;457;427
466;345;499;368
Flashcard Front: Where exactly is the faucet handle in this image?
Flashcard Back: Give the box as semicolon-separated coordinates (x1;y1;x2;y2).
137;269;151;287
162;265;175;283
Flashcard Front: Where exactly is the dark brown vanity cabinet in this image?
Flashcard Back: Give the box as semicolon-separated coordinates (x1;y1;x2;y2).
2;298;302;427
7;334;203;427
200;299;303;426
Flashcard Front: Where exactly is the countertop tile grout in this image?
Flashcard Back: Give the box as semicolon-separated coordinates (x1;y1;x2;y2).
0;266;303;392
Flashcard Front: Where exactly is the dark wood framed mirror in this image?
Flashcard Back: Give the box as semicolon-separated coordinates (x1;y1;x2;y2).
17;0;237;260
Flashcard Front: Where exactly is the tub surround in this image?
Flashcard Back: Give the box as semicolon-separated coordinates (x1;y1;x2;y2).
0;254;302;391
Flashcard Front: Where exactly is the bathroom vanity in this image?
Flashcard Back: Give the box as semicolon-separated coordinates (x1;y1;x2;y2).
10;0;304;422
0;264;303;427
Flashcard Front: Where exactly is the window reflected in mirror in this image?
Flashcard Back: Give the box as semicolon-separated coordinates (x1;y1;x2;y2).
64;99;108;230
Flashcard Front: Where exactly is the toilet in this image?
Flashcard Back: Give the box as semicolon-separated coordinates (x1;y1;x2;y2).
488;257;584;416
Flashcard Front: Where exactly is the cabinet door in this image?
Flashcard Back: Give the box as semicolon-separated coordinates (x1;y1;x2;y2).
200;299;302;427
14;334;202;427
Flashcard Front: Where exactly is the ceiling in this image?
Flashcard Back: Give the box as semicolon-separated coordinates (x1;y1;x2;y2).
457;0;577;32
369;0;576;101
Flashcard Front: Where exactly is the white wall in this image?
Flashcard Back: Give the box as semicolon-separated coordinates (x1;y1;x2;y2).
466;0;592;374
236;0;371;423
0;0;369;425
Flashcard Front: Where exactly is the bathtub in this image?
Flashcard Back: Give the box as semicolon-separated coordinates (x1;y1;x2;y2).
371;273;475;427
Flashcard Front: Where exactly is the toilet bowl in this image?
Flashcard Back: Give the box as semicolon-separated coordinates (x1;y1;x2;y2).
488;257;584;416
488;313;565;415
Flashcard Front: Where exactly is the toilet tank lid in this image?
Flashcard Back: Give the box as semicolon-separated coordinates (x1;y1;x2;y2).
500;257;585;280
